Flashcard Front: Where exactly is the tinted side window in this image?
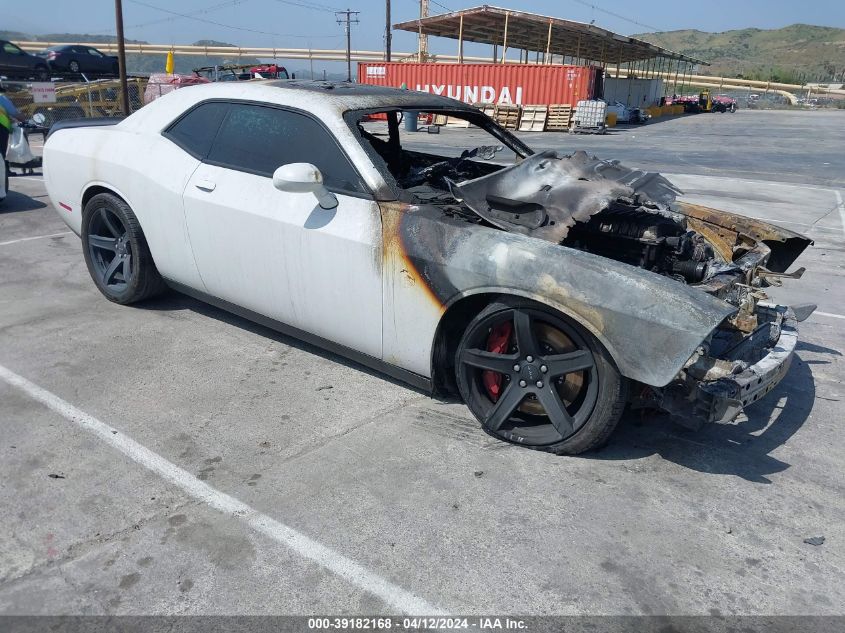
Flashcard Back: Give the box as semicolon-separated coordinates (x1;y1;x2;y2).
164;102;229;159
207;104;363;192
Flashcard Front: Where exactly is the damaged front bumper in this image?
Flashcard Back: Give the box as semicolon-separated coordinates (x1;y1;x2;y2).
653;304;799;429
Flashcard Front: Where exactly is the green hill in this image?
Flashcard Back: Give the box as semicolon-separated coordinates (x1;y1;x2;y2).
0;31;260;75
633;24;845;83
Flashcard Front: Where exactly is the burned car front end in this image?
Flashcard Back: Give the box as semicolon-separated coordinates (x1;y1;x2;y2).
448;151;813;429
630;201;813;429
347;99;812;432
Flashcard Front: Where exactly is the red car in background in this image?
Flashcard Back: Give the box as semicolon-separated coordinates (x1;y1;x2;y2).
250;64;290;79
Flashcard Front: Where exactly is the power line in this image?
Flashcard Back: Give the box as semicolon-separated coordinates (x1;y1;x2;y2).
568;0;661;33
407;0;451;16
88;0;246;33
270;0;344;12
126;0;344;39
131;0;247;29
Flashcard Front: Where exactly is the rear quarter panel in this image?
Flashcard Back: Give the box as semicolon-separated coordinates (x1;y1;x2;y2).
43;124;206;289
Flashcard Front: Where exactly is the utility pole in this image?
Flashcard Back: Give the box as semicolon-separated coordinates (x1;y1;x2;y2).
418;0;429;61
336;9;359;82
114;0;130;116
385;0;392;62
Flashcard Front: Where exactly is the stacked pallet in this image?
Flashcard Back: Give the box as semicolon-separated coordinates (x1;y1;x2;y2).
494;104;521;129
517;105;548;132
545;104;573;131
444;116;471;128
473;103;497;119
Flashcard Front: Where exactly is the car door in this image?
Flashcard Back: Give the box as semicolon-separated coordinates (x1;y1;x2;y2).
181;102;383;359
86;48;108;73
1;42;27;73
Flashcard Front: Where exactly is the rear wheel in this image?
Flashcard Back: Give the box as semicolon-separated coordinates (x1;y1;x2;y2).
81;193;166;304
34;65;49;81
455;299;627;454
68;60;81;73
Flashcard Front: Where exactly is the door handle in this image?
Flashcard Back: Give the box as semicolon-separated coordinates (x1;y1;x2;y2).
195;179;216;192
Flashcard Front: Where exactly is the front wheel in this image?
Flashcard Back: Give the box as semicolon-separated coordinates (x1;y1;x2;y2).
81;193;166;304
455;299;627;454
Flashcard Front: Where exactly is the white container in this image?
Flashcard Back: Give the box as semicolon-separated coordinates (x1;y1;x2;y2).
573;99;607;129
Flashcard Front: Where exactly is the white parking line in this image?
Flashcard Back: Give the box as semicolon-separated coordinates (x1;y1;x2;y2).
815;311;845;320
836;191;845;240
0;231;73;247
0;363;445;616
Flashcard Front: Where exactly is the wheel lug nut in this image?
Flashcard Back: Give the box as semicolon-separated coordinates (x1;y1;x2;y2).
519;380;527;388
536;381;544;388
540;365;548;373
513;364;520;371
526;355;533;362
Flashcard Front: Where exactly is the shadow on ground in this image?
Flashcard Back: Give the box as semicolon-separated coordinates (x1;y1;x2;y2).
138;290;422;393
137;290;833;483
593;355;820;483
1;185;48;213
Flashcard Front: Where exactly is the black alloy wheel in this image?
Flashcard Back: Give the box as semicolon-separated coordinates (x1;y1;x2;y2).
87;206;133;294
456;299;626;454
68;60;81;73
81;193;166;304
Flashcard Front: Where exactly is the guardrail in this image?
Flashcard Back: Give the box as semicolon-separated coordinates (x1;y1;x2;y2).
13;40;845;98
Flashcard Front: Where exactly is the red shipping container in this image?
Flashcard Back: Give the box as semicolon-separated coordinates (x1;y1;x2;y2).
358;63;600;107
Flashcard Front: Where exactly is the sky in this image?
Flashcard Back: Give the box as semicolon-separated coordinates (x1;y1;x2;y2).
8;0;845;73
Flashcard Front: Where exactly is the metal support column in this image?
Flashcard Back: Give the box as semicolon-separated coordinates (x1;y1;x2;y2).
500;12;509;64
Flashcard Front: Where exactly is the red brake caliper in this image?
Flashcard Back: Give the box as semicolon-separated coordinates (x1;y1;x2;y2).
482;320;513;402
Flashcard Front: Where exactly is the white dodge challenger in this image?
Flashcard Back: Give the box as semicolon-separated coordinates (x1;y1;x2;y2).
43;80;813;454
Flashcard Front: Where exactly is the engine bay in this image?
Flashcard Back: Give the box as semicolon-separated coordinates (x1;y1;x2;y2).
354;111;807;314
361;123;729;289
561;204;718;284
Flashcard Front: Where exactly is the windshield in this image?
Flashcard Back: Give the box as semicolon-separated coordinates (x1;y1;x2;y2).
348;107;533;200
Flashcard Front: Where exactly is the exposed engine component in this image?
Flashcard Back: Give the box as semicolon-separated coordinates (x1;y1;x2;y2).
562;206;718;283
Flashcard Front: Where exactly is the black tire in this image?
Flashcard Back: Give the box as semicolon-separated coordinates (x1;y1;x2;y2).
34;65;49;81
68;60;80;73
455;298;627;455
81;193;166;304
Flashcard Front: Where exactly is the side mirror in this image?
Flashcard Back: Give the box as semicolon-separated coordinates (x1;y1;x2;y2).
272;163;338;209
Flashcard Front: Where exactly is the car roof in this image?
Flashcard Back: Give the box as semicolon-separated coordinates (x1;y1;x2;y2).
127;79;475;134
262;79;475;112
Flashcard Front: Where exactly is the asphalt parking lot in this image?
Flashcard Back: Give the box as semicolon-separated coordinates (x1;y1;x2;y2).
1;110;844;616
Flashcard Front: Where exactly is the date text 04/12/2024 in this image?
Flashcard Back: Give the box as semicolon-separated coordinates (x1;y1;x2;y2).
307;617;528;630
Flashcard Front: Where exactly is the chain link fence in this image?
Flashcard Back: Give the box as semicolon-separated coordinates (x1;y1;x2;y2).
3;77;149;127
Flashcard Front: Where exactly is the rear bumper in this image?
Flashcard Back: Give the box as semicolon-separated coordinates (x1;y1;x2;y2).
658;304;798;428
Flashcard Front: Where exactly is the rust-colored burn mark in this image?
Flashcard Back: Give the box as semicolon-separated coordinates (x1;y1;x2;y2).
684;216;740;264
677;201;758;261
379;201;446;313
677;201;812;273
678;201;796;244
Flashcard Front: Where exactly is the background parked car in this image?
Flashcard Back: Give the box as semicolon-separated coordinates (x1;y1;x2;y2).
37;45;119;76
0;40;49;81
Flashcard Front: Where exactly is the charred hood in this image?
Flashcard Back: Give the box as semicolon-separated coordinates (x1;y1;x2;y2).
447;150;811;275
448;150;682;243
